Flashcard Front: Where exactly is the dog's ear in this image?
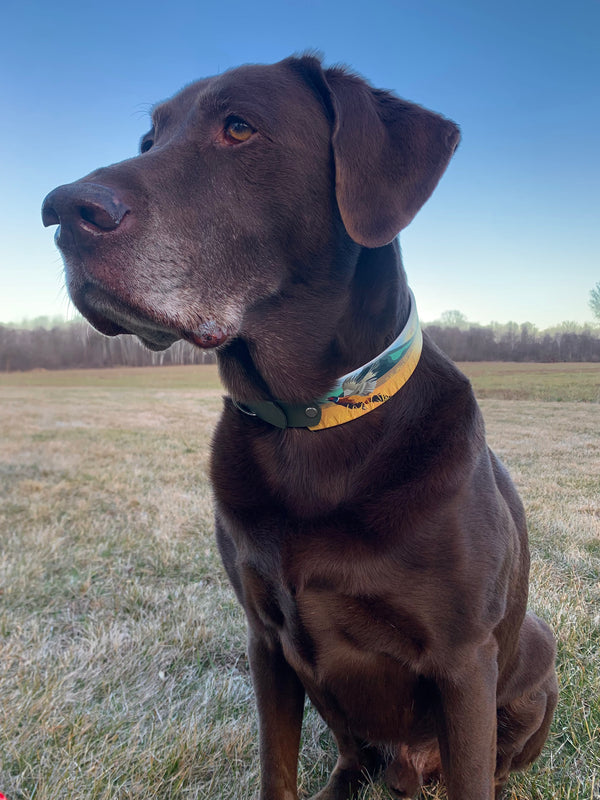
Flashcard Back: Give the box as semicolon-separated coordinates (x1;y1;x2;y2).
324;67;460;247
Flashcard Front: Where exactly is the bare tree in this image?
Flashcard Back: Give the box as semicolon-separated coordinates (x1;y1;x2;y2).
439;309;469;329
590;282;600;320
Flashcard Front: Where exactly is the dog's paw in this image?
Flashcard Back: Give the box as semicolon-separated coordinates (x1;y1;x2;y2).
384;741;441;799
307;766;367;800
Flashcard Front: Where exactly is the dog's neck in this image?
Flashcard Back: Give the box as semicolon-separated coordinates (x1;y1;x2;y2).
217;239;412;408
334;239;411;374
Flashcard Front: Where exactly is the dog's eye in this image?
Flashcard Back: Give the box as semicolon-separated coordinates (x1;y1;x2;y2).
140;129;155;154
224;117;255;144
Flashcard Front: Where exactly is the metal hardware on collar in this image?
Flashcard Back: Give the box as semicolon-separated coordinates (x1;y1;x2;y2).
232;400;257;417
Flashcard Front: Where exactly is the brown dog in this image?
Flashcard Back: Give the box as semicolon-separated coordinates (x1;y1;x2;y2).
42;55;557;800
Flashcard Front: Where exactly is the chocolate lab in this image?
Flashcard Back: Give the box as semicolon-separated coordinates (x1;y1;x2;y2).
42;55;557;800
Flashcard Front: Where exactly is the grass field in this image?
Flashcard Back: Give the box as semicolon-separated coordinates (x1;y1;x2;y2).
0;363;599;799
1;361;598;401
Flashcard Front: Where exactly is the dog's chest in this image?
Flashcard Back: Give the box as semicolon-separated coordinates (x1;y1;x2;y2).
237;531;439;741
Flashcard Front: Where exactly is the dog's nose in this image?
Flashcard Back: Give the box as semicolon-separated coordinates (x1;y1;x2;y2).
42;182;130;234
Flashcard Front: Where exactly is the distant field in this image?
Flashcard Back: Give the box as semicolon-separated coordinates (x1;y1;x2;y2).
0;363;598;799
0;363;222;390
0;361;598;402
459;362;600;402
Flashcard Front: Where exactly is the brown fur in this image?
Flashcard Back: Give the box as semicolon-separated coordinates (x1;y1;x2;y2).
42;55;557;800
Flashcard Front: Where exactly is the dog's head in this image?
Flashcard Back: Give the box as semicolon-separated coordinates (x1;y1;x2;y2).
42;55;459;352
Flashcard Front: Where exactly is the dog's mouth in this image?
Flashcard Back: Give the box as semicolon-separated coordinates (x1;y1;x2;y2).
74;285;231;351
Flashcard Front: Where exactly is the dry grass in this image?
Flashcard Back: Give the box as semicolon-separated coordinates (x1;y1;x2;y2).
0;361;598;402
0;364;598;799
458;362;600;403
0;364;222;390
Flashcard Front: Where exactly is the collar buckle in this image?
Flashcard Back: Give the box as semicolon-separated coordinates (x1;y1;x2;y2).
232;399;322;429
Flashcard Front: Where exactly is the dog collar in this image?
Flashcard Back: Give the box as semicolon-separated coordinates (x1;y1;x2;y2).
233;290;422;431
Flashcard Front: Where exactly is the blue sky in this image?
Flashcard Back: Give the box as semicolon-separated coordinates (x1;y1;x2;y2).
1;0;598;328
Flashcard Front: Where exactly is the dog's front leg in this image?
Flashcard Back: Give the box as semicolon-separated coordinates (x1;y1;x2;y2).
437;639;498;800
248;630;306;800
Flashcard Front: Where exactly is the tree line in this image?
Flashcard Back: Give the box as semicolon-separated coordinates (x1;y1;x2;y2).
426;321;600;363
0;320;216;372
1;316;599;372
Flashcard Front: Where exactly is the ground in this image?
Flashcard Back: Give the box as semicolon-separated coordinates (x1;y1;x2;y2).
0;363;598;799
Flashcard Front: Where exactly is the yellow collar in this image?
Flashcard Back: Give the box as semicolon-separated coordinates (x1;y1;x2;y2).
233;290;422;431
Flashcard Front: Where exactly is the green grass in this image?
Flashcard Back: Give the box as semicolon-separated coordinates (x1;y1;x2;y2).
0;364;222;390
458;362;600;403
0;364;599;799
0;361;598;402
